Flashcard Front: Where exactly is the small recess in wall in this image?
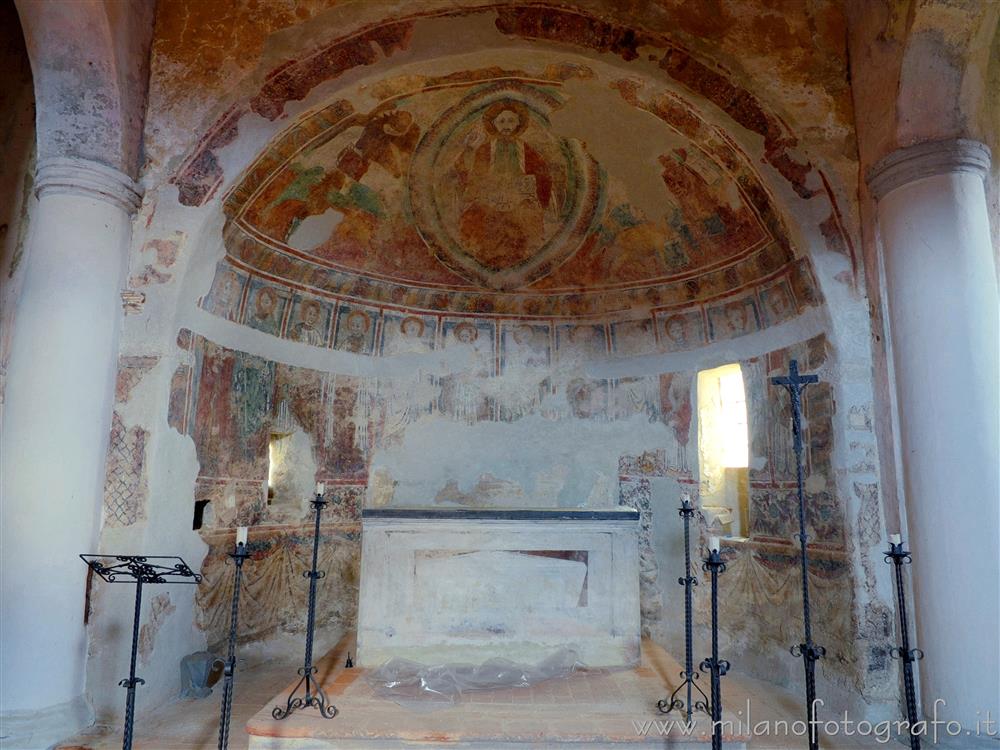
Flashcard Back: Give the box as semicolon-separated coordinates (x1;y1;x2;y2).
192;499;211;530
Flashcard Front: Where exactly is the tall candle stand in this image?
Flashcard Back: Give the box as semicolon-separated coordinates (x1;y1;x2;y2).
80;554;201;750
658;496;711;721
885;536;923;749
700;541;729;750
771;359;825;750
272;487;338;720
217;529;252;750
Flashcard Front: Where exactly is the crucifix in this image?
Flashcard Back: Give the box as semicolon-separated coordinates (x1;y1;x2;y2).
770;359;825;750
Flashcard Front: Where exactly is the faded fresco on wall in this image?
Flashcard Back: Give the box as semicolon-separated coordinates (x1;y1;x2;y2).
204;61;827;329
708;334;859;687
167;320;877;693
197;258;821;361
170;327;703;642
159;5;868;685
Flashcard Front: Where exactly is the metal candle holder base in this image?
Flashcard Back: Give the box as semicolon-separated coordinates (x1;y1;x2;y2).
658;497;711;721
80;554;201;750
217;540;251;750
886;539;923;749
272;492;338;720
701;547;729;750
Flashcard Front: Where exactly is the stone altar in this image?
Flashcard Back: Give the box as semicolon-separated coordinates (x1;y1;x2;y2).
356;508;641;668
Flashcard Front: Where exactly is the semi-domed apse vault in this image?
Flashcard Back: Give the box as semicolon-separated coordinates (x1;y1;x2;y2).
179;5;853;361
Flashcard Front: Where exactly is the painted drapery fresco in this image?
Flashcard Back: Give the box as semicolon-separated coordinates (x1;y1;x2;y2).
169;328;876;678
170;327;702;643
709;335;871;692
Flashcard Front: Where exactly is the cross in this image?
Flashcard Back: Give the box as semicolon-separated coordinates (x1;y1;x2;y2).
770;358;818;391
769;358;825;750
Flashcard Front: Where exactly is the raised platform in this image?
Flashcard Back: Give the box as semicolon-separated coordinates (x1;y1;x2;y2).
246;635;749;749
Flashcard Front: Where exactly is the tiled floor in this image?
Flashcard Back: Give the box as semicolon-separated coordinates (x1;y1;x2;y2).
57;636;890;749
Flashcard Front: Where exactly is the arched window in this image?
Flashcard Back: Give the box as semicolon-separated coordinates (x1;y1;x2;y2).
697;363;749;537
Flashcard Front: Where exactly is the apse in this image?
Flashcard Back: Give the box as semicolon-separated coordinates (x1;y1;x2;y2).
5;2;996;748
154;6;867;706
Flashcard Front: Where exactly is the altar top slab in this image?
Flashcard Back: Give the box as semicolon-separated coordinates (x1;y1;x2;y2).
361;507;640;521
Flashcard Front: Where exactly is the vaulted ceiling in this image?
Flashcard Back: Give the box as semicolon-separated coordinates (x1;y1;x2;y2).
165;3;860;350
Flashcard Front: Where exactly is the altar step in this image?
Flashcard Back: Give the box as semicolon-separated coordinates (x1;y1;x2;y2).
246;636;748;749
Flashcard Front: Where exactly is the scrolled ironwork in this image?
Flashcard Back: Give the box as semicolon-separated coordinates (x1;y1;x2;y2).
700;547;729;750
80;554;199;750
886;539;923;749
271;492;338;721
770;359;825;750
657;497;712;722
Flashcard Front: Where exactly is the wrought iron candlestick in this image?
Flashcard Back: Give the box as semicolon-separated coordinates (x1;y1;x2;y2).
80;555;201;750
217;536;252;750
771;359;825;750
700;544;729;750
886;537;923;750
658;496;710;721
272;489;338;720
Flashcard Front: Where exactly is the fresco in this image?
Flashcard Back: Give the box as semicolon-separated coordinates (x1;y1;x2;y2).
287;295;333;346
745;335;842;547
196;258;819;361
654;309;706;352
171;324;861;679
409;83;600;290
206;59;826;328
380;312;436;355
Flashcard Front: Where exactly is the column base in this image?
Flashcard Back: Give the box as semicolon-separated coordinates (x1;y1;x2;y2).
0;694;94;750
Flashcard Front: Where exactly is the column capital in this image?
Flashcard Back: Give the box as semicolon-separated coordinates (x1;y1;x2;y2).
34;157;143;214
867;139;991;201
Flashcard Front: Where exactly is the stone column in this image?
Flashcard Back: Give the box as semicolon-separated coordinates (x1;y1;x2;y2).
869;139;999;730
0;157;141;745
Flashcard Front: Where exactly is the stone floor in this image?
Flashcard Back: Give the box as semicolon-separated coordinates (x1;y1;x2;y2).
57;636;890;749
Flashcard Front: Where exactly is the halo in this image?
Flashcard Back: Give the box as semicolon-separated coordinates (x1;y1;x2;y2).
400;316;425;337
346;309;371;332
664;314;687;339
452;322;479;342
481;99;531;138
300;299;322;316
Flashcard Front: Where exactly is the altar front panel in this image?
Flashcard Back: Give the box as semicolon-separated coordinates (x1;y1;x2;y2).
356;509;641;668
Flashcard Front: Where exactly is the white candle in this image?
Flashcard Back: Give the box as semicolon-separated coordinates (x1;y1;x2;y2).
236;526;248;546
889;533;901;545
680;493;691;508
316;482;326;495
709;536;721;552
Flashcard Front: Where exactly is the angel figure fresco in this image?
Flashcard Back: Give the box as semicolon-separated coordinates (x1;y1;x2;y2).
449;100;566;269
